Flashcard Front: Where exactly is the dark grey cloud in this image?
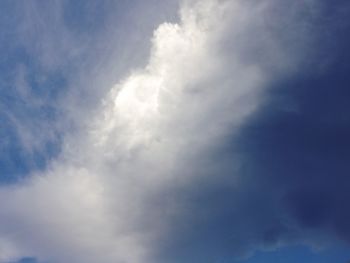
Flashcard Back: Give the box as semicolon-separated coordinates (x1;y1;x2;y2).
153;1;350;262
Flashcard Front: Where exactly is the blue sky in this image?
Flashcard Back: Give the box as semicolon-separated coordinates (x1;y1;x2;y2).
0;1;350;263
240;245;350;263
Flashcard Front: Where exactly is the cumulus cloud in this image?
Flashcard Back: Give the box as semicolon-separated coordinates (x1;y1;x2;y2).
0;0;331;262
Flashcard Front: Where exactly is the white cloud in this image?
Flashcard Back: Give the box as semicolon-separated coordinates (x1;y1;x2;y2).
0;0;314;262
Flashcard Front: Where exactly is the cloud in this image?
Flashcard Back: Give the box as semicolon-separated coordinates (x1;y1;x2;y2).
0;0;178;179
0;239;20;262
0;0;340;262
153;1;350;262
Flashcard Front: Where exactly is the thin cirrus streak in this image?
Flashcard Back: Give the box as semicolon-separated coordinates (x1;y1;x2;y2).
0;0;314;262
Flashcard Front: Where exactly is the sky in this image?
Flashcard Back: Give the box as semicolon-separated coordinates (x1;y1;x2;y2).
0;0;350;263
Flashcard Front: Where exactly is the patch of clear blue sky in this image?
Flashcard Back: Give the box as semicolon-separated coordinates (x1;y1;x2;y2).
0;46;65;183
236;245;350;263
13;258;37;263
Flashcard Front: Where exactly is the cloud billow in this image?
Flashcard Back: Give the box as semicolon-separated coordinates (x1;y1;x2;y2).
0;0;349;263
